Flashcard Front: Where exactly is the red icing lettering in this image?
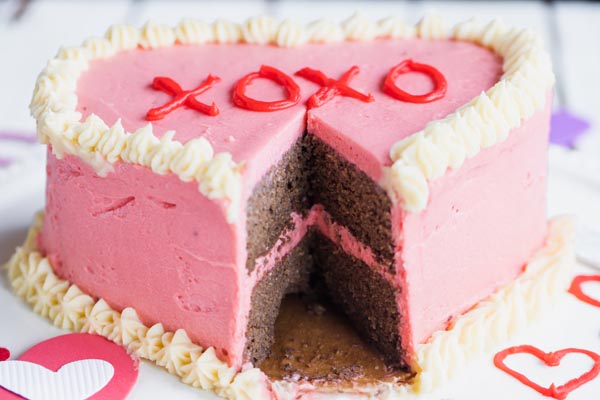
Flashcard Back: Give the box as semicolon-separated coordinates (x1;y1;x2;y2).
146;75;221;121
295;66;374;109
384;59;447;103
494;345;600;399
569;274;600;307
233;65;301;112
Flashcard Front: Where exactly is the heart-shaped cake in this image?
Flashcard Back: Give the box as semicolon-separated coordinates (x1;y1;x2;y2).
5;13;577;399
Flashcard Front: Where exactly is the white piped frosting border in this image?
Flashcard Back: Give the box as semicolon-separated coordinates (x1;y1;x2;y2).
30;13;554;221
3;215;575;399
382;17;554;211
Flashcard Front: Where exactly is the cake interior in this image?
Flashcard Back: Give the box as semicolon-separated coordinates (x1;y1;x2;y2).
261;294;414;386
245;131;407;383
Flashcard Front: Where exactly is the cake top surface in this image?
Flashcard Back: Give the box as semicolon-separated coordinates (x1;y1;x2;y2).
31;14;554;222
76;39;502;180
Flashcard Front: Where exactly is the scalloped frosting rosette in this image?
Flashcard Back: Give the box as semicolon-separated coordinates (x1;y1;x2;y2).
4;214;575;399
30;13;554;222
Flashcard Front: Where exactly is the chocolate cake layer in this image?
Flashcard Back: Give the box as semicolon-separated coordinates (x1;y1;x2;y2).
313;236;405;368
246;138;310;272
244;235;314;365
246;134;394;273
246;234;405;371
306;134;395;269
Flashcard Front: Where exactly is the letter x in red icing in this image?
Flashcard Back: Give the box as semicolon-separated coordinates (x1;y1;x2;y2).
146;75;221;121
295;66;374;109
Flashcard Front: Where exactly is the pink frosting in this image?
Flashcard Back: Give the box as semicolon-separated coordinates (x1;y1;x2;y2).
399;99;551;345
76;39;502;182
38;37;552;373
40;152;248;367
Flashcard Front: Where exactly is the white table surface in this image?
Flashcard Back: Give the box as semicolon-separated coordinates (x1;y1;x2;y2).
1;1;600;399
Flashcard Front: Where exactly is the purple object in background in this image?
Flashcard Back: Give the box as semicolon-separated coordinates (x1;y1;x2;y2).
550;109;591;149
0;131;37;169
0;131;37;144
0;157;13;168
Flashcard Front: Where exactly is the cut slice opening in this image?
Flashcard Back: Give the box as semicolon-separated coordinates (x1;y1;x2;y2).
260;292;414;386
244;132;410;384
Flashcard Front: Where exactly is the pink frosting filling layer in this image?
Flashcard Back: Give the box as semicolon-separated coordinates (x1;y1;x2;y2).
251;205;389;286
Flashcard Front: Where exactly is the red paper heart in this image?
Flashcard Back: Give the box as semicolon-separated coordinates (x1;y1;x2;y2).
494;345;600;399
569;274;600;308
0;348;9;362
0;333;139;400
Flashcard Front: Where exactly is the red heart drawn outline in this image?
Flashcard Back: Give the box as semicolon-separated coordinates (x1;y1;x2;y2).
0;333;139;400
569;274;600;308
494;345;600;399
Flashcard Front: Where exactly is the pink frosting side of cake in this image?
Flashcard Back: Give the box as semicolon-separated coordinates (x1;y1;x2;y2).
39;151;249;367
76;39;502;183
399;99;551;346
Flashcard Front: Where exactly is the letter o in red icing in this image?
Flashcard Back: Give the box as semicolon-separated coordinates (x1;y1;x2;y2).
383;59;447;103
233;65;301;111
